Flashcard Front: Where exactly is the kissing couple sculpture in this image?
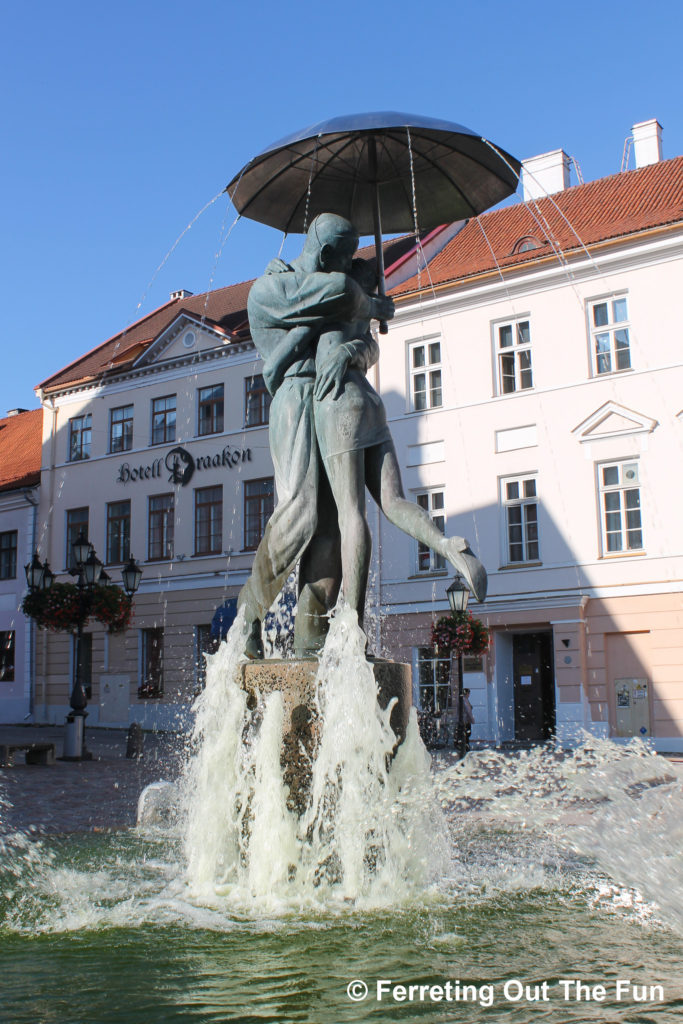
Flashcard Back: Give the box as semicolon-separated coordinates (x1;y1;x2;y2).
237;213;486;658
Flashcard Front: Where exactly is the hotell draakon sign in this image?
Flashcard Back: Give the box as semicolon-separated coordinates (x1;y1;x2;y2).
116;444;252;487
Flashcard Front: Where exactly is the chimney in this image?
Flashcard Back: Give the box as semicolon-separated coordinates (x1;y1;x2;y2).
521;149;571;201
170;289;193;301
6;408;28;417
632;119;663;168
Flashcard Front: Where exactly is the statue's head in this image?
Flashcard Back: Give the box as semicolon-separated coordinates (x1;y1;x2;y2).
303;213;359;274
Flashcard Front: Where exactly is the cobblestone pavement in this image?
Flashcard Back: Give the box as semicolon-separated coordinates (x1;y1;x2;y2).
0;725;186;834
2;725;680;836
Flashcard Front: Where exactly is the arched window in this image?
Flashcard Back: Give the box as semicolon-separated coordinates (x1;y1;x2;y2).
512;235;543;255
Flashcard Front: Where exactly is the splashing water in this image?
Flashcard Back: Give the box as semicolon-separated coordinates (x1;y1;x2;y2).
183;607;446;911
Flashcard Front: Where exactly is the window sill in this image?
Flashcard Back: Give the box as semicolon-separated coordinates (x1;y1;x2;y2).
493;388;535;399
498;561;543;570
407;570;448;580
406;405;444;416
599;549;646;559
192;551;224;559
593;367;634;380
137;692;164;701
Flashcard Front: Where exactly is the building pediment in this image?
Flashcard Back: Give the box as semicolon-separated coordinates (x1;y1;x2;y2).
133;314;233;368
572;401;658;443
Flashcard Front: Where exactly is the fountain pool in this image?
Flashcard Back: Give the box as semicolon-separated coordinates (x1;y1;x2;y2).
2;612;682;1023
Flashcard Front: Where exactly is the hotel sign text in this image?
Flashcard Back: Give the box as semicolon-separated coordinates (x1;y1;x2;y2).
116;444;252;487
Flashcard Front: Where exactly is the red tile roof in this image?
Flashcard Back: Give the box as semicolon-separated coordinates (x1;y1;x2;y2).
390;155;683;295
0;408;42;493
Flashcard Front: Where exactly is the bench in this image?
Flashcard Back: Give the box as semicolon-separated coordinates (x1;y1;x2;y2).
0;742;56;767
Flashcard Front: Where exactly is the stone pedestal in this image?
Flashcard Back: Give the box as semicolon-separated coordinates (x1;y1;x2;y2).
239;658;412;812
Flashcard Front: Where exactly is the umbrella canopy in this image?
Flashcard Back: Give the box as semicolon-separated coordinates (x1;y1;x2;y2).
226;111;521;236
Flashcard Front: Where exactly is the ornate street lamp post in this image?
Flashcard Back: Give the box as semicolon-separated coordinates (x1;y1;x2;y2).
64;532;103;758
23;542;143;759
447;574;469;760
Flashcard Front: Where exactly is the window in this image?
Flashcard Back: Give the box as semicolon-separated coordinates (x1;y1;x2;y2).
409;339;442;411
0;531;17;580
589;297;631;375
495;318;533;394
245;374;272;427
416;491;446;572
148;494;174;561
503;476;539;563
244;477;274;551
194;624;214;690
599;461;643;553
68;414;92;461
0;631;15;683
198;383;224;436
109;405;134;453
65;508;89;569
416;646;450;712
512;235;543;255
106;500;131;564
73;633;92;699
151;395;176;445
139;627;163;698
194;486;223;555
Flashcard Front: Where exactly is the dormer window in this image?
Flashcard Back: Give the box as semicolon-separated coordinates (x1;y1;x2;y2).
512;235;543;255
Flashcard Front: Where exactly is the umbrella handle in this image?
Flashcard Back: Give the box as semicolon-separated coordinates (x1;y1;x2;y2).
369;137;388;335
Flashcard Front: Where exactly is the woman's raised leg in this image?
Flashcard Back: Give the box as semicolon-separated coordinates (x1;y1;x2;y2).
365;442;487;602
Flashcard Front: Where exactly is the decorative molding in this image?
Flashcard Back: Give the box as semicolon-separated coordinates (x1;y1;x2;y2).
572;400;658;443
133;313;233;368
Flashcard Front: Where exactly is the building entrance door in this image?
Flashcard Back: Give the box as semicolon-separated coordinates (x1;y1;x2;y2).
513;632;555;741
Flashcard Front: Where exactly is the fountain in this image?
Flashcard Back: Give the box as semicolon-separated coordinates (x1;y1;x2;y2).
2;117;683;1023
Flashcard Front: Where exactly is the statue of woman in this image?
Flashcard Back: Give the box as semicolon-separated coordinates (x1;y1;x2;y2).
294;257;487;633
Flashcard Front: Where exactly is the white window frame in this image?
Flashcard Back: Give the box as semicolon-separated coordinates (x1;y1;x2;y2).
501;474;540;565
413;645;451;712
407;336;442;412
414;488;446;573
587;294;631;377
597;459;644;555
68;413;92;462
493;316;533;395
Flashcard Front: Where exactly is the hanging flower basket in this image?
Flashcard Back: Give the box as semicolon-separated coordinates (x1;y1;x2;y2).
22;583;133;634
431;611;490;656
89;585;133;633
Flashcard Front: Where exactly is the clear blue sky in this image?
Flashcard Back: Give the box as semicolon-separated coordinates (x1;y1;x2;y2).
3;0;682;413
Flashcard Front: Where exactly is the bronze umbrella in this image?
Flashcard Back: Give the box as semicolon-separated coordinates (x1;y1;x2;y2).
226;110;521;326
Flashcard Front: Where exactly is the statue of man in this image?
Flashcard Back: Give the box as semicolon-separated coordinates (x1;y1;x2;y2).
238;214;394;656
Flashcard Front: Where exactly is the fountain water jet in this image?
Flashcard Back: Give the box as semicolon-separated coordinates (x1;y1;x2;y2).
181;606;446;910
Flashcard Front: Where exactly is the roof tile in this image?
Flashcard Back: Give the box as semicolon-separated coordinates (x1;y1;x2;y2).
0;408;42;493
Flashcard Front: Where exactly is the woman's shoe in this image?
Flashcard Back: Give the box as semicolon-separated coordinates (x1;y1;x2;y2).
445;537;488;604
